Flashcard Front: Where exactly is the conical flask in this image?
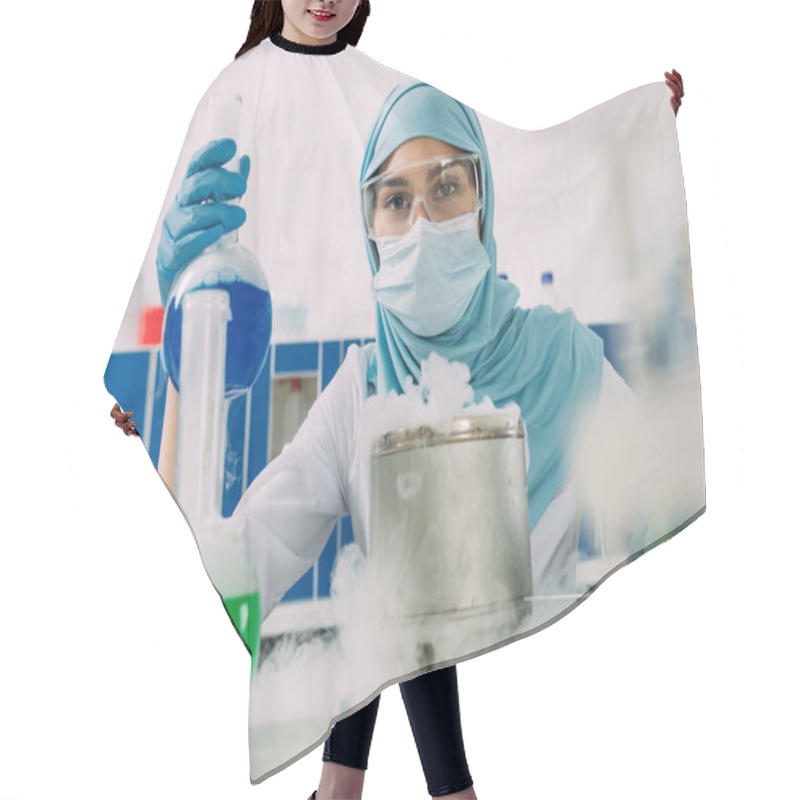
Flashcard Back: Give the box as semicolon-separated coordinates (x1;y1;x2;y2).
162;93;267;666
162;94;271;399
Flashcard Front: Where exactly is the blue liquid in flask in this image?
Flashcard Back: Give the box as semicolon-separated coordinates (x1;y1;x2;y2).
163;277;272;399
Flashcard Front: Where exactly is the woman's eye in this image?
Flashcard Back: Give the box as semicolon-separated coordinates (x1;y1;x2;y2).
383;193;410;213
434;179;460;200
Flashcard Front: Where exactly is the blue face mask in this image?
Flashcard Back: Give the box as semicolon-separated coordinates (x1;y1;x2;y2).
372;211;490;337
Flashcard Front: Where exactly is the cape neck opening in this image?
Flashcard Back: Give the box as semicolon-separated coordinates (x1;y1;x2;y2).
269;32;348;56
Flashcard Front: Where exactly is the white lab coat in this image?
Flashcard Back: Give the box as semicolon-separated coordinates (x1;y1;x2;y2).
232;342;646;618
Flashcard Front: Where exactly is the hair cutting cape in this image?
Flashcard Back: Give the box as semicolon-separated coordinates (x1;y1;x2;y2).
105;36;705;783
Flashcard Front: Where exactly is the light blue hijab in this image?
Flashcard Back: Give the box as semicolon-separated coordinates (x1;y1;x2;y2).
361;82;604;529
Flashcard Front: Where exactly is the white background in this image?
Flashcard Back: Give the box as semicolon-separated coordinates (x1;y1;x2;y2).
0;1;797;798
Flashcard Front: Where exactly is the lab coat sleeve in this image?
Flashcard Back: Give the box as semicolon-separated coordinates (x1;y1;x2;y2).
232;347;364;619
590;359;666;485
529;480;581;594
532;360;652;592
572;359;669;554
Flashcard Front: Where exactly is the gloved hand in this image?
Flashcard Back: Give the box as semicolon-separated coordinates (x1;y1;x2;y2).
156;138;251;305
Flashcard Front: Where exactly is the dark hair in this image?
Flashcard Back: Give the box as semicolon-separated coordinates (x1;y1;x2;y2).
236;1;371;59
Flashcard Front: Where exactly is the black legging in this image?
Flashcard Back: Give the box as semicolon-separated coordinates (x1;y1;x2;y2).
323;665;473;797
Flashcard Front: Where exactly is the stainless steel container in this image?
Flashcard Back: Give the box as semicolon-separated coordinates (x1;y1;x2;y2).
369;413;532;631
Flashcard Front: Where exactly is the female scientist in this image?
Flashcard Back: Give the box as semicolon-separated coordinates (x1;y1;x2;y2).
230;81;651;799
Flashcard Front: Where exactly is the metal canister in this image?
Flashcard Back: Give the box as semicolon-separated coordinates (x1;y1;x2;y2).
368;413;531;630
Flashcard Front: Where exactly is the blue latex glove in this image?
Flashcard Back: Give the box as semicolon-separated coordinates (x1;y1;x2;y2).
156;138;251;306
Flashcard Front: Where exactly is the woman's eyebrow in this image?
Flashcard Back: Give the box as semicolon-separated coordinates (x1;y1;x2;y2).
378;175;411;189
377;161;466;189
428;162;455;181
427;161;465;181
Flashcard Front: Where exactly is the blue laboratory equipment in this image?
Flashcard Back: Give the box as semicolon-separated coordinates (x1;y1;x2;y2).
164;93;268;664
162;252;272;399
161;92;272;400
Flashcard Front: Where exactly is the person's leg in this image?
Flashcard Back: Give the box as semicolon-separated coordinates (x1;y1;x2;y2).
315;695;381;800
400;665;476;799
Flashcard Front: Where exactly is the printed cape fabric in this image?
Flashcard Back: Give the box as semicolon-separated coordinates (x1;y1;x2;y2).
105;38;705;782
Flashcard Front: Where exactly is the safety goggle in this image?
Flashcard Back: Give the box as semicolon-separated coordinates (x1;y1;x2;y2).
361;153;483;240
